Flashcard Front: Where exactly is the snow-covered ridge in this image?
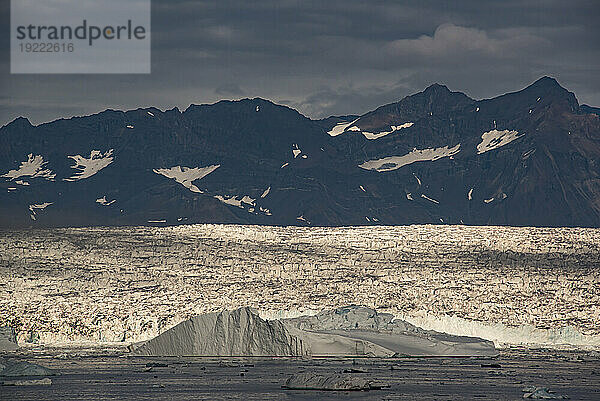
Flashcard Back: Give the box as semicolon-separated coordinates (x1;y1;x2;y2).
327;118;358;136
64;149;114;181
153;164;220;193
361;122;414;140
1;154;56;181
477;129;524;154
359;144;461;172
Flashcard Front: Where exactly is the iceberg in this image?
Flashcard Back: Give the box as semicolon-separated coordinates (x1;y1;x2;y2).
132;306;497;357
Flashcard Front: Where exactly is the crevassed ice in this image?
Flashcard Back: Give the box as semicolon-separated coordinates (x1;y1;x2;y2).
327;118;359;136
1;154;56;181
400;313;600;349
153;164;220;193
64;149;114;181
477;129;524;154
362;122;414;140
359;144;461;172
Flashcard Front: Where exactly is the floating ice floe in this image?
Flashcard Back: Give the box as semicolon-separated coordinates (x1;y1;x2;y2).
359;144;460;172
281;162;289;169
15;180;30;186
406;193;413;201
477;129;523;154
468;188;473;200
359;185;366;192
28;202;53;220
327;118;359;137
421;194;439;204
476;107;480;112
261;187;271;198
292;144;301;158
126;125;134;129
147;220;166;223
256;105;260;112
96;196;116;206
361;122;414;140
64;149;114;181
484;198;494;204
153;164;220;193
1;154;56;181
147;111;154;117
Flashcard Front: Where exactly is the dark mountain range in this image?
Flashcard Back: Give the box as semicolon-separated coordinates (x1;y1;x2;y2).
1;77;599;228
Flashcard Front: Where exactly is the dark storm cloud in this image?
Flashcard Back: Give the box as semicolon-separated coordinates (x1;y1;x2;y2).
1;0;599;125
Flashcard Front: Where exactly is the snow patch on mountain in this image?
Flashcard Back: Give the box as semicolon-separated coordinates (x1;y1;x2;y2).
96;196;116;206
261;187;271;198
296;215;310;224
214;194;272;216
477;129;524;154
28;202;53;220
361;122;414;140
153;164;220;193
64;149;114;181
1;154;56;181
327;118;359;136
359;145;461;172
421;194;440;204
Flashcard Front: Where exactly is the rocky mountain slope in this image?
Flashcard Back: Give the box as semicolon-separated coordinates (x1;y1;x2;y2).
1;77;599;227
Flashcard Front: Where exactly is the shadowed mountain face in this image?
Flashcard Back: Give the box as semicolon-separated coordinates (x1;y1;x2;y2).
1;77;599;228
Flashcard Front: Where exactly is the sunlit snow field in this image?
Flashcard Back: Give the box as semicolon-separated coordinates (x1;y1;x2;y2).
1;224;599;349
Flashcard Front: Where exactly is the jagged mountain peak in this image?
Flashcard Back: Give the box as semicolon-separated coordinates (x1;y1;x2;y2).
1;77;599;228
423;82;451;93
2;116;33;131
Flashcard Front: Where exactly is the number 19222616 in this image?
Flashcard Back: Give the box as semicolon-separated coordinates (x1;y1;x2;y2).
19;42;74;52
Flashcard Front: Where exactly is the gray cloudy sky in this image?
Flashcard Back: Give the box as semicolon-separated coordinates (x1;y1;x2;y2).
1;0;599;126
